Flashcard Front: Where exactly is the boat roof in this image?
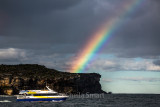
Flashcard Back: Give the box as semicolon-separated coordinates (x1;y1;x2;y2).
19;86;57;94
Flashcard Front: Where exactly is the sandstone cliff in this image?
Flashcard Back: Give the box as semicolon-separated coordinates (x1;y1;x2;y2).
0;64;106;95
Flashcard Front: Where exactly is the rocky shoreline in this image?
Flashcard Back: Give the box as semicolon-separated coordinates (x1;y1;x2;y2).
0;64;106;95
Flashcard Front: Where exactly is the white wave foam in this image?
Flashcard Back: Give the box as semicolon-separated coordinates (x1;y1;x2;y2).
0;100;11;102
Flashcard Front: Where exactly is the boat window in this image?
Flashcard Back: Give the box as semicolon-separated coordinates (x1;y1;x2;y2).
25;94;33;96
33;93;59;96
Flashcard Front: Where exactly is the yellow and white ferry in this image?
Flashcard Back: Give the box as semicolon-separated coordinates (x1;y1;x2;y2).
17;86;68;102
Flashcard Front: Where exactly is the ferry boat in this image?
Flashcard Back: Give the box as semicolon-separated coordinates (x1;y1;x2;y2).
17;86;68;102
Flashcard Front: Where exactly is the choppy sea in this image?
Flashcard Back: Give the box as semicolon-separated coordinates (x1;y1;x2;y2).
0;94;160;107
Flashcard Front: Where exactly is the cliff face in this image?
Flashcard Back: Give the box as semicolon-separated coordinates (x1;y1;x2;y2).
0;64;106;95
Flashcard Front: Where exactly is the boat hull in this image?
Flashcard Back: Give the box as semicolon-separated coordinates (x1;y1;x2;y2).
17;98;67;102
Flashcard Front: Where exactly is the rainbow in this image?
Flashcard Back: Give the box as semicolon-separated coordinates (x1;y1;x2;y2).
70;0;145;73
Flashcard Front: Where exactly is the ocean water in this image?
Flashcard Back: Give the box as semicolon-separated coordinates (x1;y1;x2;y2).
0;94;160;107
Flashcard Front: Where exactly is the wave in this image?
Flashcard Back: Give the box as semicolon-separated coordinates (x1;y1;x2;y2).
0;100;11;102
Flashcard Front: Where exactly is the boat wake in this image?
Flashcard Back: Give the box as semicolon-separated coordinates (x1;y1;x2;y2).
0;100;11;102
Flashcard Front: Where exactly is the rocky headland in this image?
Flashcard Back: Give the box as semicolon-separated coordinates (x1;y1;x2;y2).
0;64;106;95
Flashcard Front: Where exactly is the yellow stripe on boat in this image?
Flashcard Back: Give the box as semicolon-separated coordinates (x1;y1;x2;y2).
27;92;37;94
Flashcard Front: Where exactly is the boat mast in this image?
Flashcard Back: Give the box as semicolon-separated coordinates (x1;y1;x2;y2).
46;86;52;91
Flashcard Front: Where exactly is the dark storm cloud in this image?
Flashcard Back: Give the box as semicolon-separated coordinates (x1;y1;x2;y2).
0;0;82;15
0;0;160;69
153;60;160;66
0;0;85;52
102;0;160;58
0;0;101;53
0;0;83;36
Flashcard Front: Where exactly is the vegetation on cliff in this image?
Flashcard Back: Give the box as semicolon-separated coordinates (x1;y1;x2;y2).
0;64;67;78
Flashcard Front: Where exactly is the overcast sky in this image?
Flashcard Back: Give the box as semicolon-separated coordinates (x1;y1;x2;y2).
0;0;160;93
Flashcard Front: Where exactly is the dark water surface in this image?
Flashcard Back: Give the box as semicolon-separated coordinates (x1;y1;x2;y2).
0;94;160;107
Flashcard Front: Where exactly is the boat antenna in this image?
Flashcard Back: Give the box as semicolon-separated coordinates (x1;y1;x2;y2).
46;86;52;91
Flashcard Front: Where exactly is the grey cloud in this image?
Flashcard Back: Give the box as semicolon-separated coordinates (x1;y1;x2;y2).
118;77;160;82
0;0;160;70
0;0;101;51
0;0;82;15
101;78;113;82
153;60;160;66
101;0;160;58
0;48;27;64
0;0;83;36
